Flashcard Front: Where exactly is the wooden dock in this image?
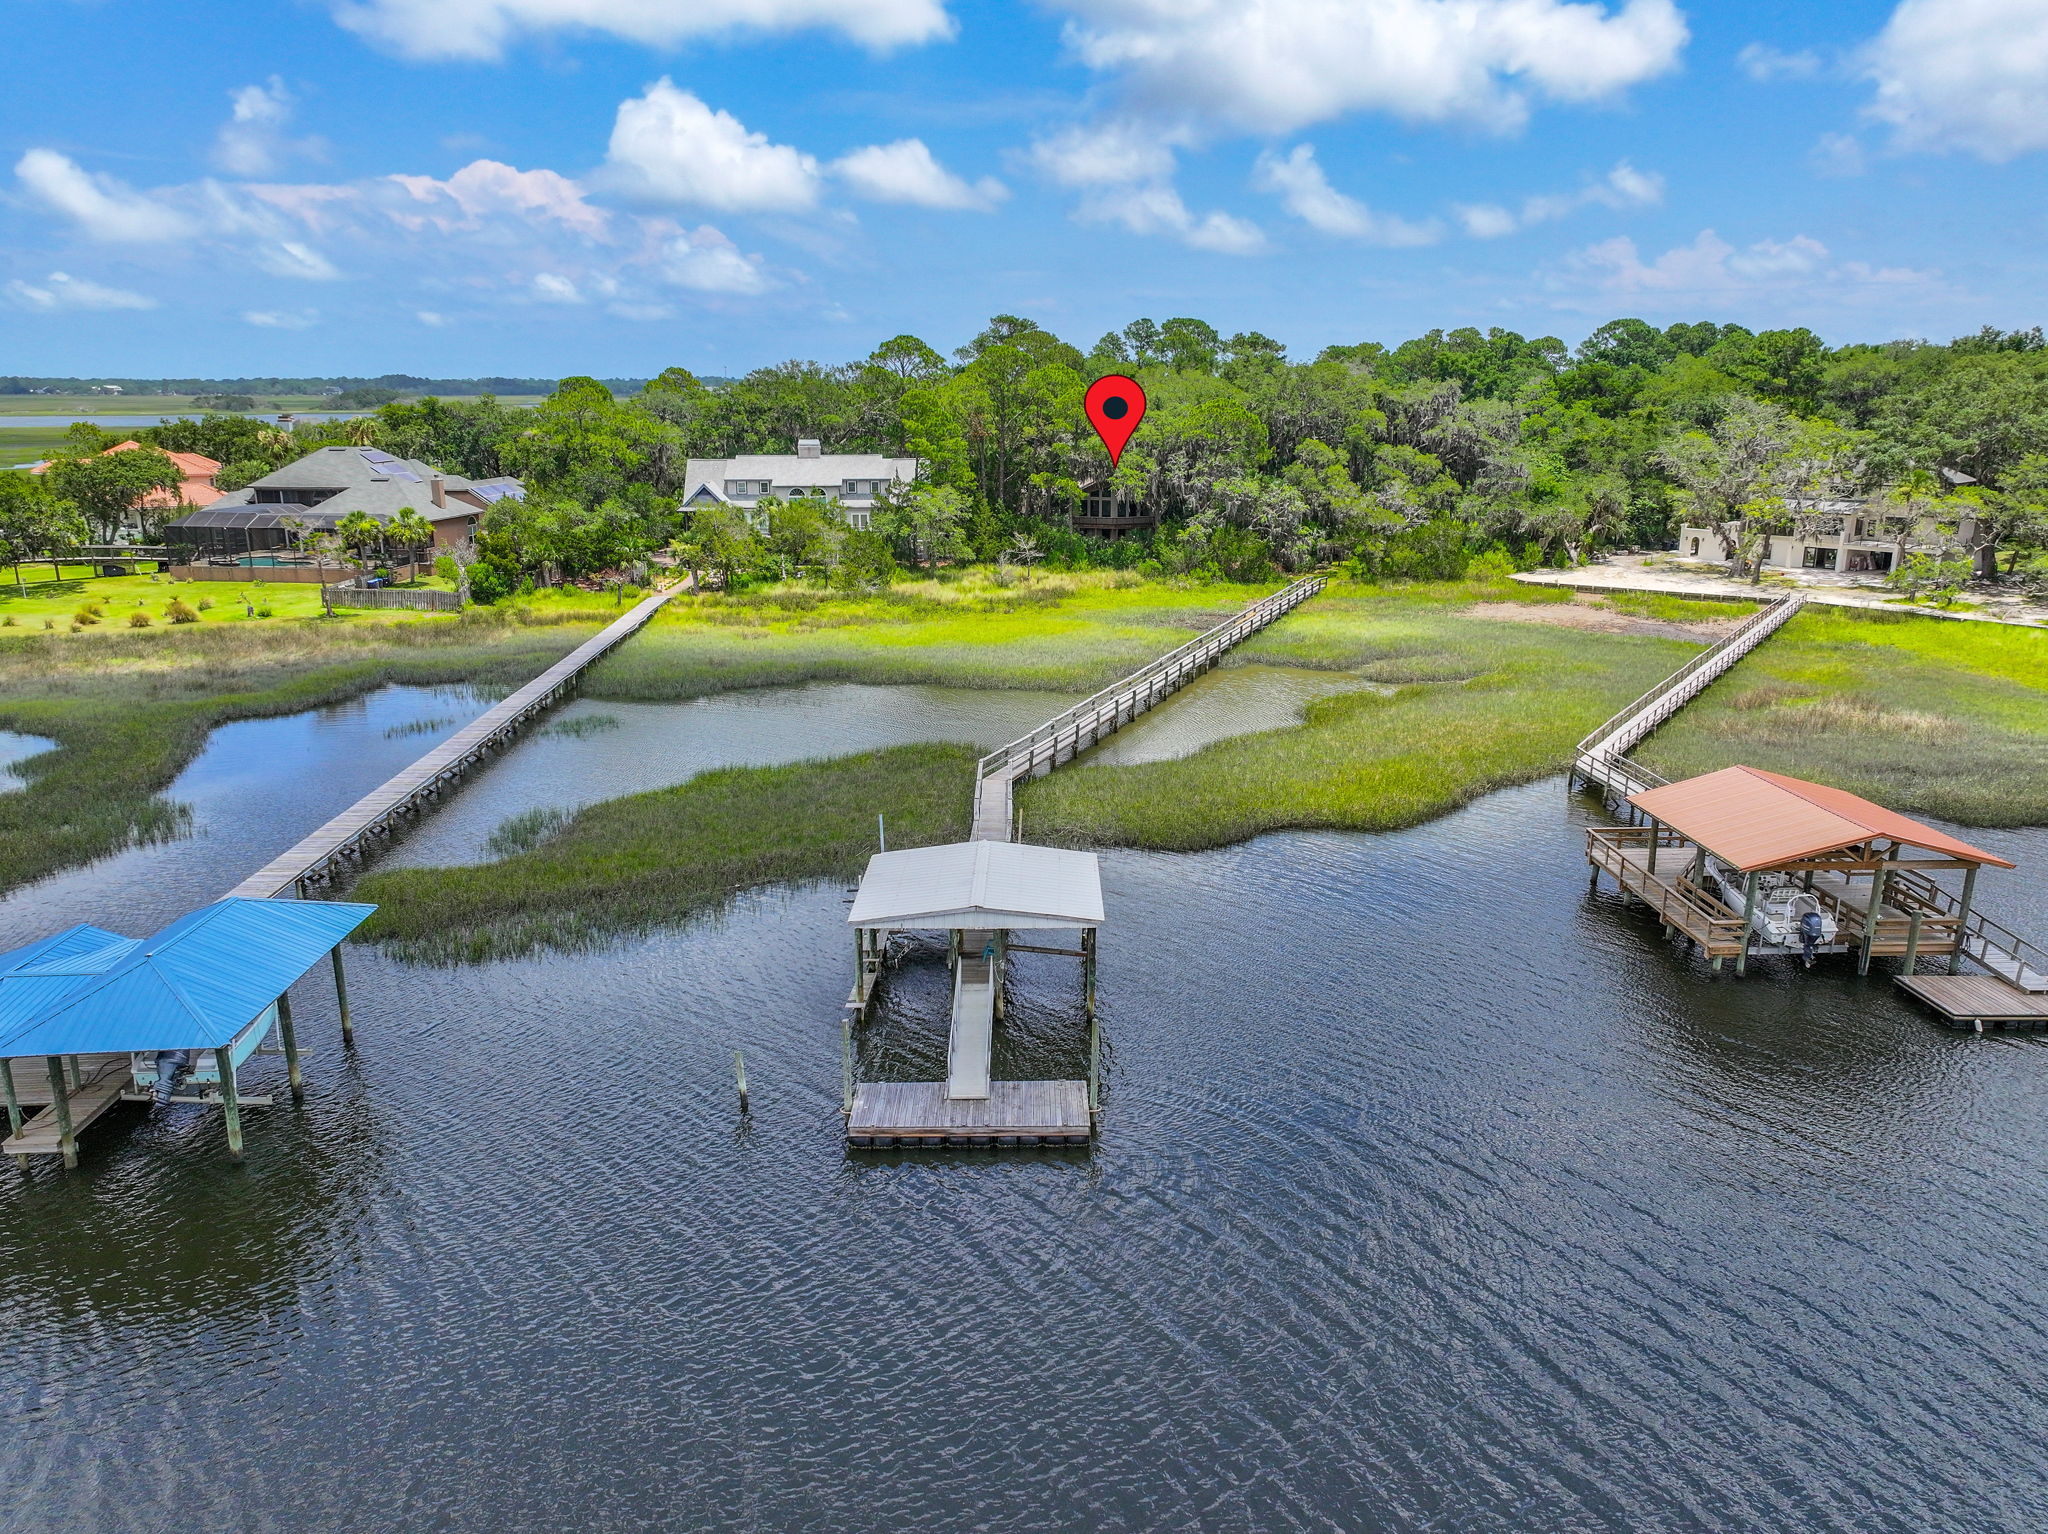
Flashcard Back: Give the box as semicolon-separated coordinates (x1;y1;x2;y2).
1896;974;2048;1029
971;575;1325;842
3;1056;132;1161
1571;593;1806;807
226;584;681;899
848;1080;1091;1147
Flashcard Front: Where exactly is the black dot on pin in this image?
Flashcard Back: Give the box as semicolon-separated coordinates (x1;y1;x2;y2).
1101;396;1129;420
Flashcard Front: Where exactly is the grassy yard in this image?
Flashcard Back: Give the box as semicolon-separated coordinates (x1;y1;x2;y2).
356;743;975;962
0;570;459;632
0;609;600;894
1639;606;2048;826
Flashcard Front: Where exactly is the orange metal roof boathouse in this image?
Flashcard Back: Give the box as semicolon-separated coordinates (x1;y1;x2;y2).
1585;765;2048;1027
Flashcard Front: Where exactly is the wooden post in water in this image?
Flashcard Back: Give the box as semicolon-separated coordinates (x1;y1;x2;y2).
1860;847;1896;977
277;992;304;1101
45;1057;76;1169
330;946;354;1044
216;1046;243;1161
1903;910;1923;974
1647;820;1660;876
1951;864;1979;975
733;1050;749;1115
1737;872;1759;976
1;1058;20;1141
1082;928;1097;1019
841;1014;854;1116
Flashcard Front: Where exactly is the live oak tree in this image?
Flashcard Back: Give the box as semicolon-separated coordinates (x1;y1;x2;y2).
43;445;183;543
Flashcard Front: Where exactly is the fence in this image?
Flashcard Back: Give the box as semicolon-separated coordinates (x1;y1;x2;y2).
324;582;463;612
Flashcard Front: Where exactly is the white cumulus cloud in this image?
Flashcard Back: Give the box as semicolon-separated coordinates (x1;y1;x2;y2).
1554;228;1944;314
14;149;194;242
602;81;820;212
1251;145;1439;245
243;308;319;328
1025;121;1264;253
1454;159;1662;237
531;272;583;303
256;240;343;280
214;78;324;177
389;159;610;237
832;139;1005;211
659;226;772;293
1865;0;2048;160
5;271;157;311
331;0;954;60
1052;0;1688;136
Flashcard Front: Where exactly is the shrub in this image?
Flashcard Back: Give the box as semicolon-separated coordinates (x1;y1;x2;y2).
196;596;214;611
165;598;201;624
128;610;152;627
1;615;15;627
255;604;274;618
72;609;100;626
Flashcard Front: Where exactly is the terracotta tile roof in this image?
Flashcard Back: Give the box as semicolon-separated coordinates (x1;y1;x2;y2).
1629;765;2014;871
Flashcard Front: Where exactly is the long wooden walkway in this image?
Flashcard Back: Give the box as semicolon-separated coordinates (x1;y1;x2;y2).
227;585;681;899
1571;593;1806;805
970;575;1326;841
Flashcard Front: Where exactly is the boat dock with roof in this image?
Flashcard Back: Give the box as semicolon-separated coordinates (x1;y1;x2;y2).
1587;764;2047;1025
843;839;1102;1147
0;898;374;1166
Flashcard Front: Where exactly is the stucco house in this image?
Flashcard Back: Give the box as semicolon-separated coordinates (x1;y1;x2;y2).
1678;474;1996;578
682;439;918;531
32;440;224;540
164;446;523;568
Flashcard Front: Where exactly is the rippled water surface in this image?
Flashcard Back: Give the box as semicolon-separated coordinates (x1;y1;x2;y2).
5;676;2048;1532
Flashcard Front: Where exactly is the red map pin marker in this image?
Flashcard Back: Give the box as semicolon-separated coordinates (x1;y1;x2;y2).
1085;374;1147;468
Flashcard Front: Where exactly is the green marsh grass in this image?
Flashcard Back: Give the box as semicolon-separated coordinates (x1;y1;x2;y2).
357;742;976;961
1015;580;1696;850
1639;606;2048;826
1597;591;1758;624
0;611;599;893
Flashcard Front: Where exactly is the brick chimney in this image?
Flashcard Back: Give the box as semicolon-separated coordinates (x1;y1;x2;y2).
430;473;446;508
797;438;821;458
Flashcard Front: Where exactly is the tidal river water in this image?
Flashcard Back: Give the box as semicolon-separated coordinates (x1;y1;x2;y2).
3;671;2048;1532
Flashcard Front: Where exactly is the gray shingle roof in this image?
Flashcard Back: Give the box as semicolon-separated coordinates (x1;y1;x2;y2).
202;446;520;522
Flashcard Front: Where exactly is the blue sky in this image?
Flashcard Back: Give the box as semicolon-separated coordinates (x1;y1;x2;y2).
4;0;2045;376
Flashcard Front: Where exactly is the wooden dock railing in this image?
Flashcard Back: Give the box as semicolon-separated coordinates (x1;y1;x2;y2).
970;575;1326;841
227;585;682;900
1572;592;1805;804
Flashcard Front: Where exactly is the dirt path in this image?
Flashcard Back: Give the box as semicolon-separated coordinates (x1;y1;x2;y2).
1465;596;1744;642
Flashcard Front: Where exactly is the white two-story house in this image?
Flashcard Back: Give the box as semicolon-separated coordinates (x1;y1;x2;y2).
1678;471;1997;578
682;439;918;531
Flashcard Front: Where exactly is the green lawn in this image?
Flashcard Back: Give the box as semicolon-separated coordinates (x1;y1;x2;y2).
1639;606;2048;826
0;570;460;632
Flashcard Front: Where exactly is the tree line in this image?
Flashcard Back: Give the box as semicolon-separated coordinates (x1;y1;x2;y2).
7;314;2048;598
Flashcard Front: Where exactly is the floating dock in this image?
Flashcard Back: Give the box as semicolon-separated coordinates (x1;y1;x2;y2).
1895;974;2048;1030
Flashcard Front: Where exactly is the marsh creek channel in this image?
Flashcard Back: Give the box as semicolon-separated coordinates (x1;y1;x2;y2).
3;667;2047;1532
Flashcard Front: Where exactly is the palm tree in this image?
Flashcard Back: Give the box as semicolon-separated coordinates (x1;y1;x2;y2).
386;507;435;583
334;511;384;582
341;415;379;447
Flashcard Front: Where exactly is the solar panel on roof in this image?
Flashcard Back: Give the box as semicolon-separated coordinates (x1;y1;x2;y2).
358;448;423;482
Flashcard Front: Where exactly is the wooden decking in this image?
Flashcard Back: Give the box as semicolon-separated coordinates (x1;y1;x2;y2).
227;583;681;899
848;1080;1091;1146
970;575;1325;842
3;1056;131;1159
1571;594;1805;805
946;939;996;1100
1587;826;1966;963
1897;974;2048;1028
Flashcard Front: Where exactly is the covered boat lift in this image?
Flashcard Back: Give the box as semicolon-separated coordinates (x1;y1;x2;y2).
843;840;1103;1147
1586;766;2046;1020
0;898;374;1167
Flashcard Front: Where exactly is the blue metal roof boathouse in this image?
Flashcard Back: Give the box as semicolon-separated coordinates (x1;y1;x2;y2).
0;898;374;1167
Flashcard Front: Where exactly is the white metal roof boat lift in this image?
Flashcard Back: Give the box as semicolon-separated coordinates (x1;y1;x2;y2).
842;840;1103;1148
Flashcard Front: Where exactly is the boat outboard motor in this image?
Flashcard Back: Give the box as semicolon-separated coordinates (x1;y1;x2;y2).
152;1049;192;1106
1799;910;1826;968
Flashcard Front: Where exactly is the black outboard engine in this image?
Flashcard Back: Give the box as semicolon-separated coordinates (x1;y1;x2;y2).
152;1049;191;1106
1799;910;1825;968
